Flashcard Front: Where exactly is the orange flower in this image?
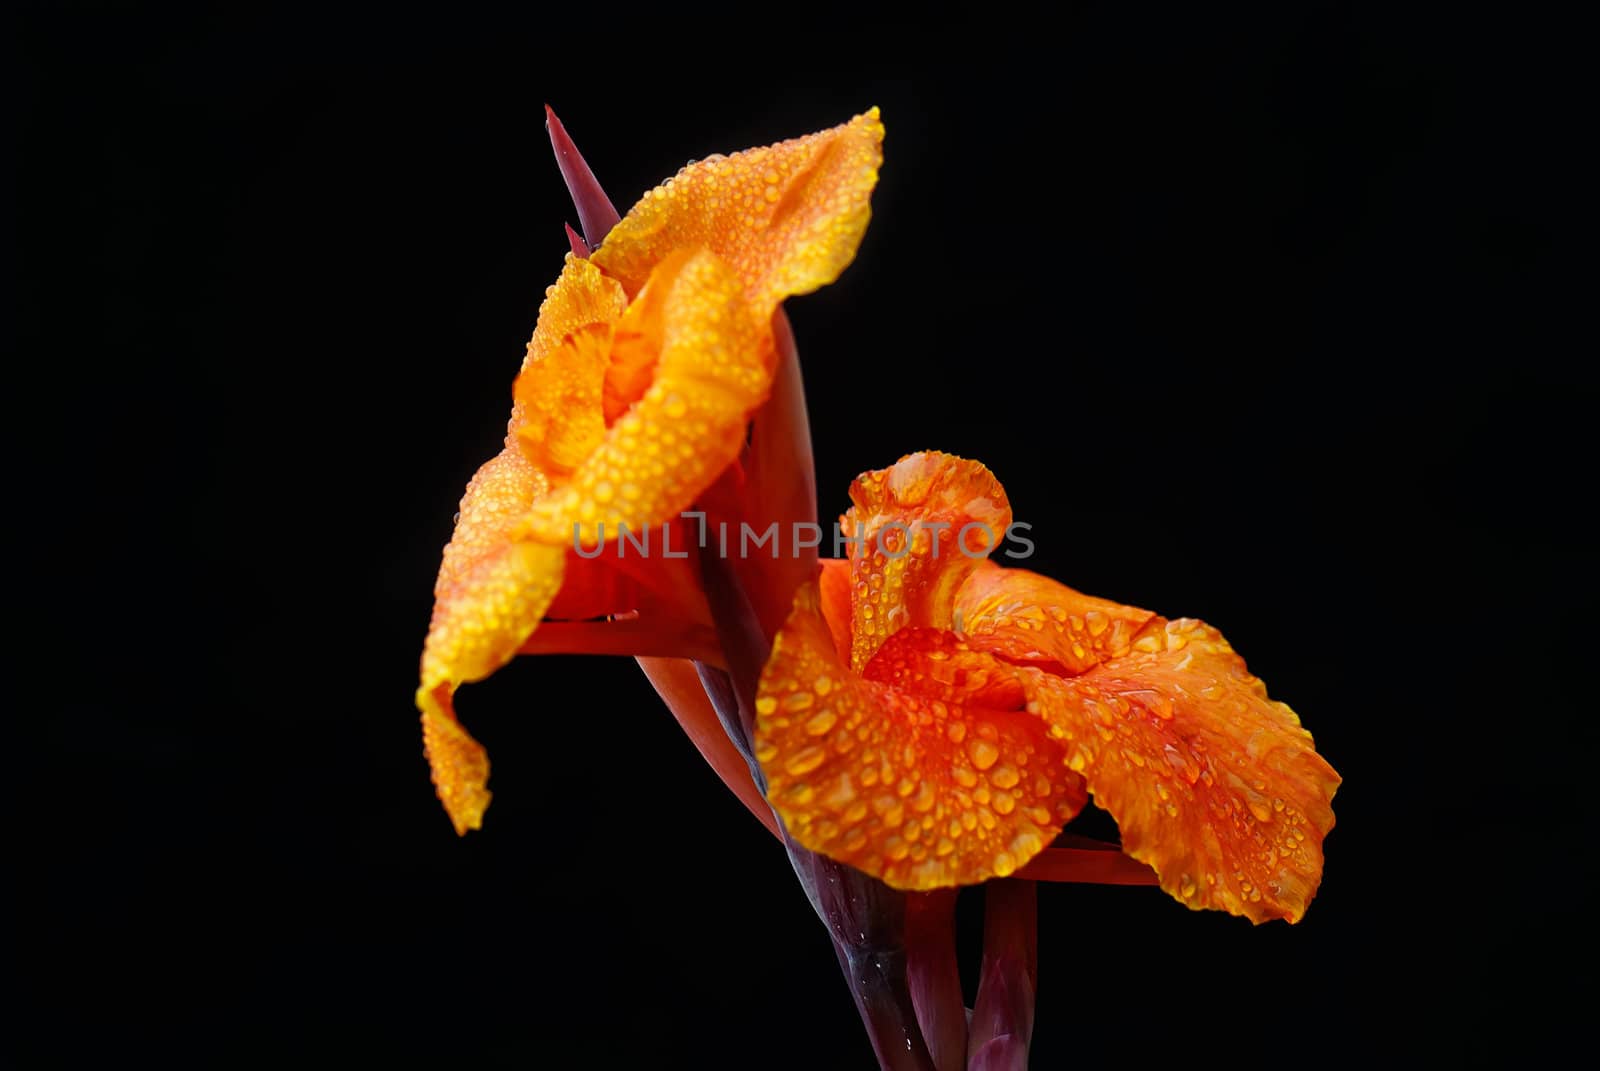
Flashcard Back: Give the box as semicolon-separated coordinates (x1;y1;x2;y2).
418;111;884;835
754;452;1341;923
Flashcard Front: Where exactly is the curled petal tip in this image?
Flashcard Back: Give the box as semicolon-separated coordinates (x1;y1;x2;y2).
544;105;622;249
420;698;491;836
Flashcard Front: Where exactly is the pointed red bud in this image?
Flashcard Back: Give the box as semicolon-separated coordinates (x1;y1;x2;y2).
544;104;622;249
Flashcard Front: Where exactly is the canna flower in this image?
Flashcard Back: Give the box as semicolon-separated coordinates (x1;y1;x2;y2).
418;110;884;835
754;451;1341;923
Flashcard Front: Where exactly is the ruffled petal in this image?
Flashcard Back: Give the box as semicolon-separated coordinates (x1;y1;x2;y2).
755;586;1084;890
524;249;768;545
592;109;884;319
509;254;628;434
1026;618;1340;923
842;452;1012;671
956;562;1155;675
512;322;610;476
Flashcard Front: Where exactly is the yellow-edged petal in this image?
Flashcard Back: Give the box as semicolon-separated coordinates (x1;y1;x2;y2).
418;254;627;834
417;448;568;833
593;109;884;319
417;113;886;834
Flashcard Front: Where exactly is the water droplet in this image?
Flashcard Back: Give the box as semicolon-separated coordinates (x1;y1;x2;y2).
784;746;827;776
804;709;838;736
968;738;1000;770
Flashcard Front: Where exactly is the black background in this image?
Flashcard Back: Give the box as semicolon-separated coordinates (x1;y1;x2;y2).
18;3;1594;1065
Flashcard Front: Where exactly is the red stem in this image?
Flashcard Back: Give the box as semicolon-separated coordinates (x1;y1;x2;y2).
966;881;1038;1070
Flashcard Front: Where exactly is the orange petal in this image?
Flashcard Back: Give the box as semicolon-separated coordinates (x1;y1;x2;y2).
956;562;1156;676
842;452;1012;671
523;249;768;545
755;586;1085;890
417;448;568;833
1025;618;1340;923
592;109;884;319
